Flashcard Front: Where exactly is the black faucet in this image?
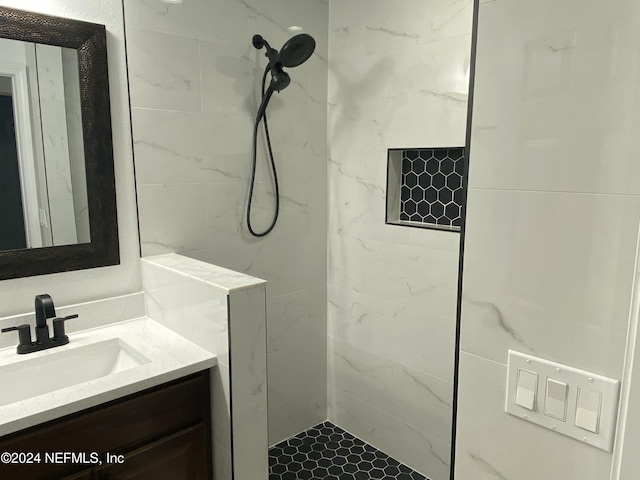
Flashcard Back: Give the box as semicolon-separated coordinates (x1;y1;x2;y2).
1;294;78;354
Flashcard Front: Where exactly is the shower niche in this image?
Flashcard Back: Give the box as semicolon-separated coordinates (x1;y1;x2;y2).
386;147;465;231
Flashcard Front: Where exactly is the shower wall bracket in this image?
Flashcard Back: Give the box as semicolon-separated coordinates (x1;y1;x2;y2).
385;147;464;232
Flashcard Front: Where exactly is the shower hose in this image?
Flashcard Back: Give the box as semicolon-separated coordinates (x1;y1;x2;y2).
247;66;279;237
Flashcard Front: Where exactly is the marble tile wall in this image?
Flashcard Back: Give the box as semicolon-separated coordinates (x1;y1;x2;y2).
124;0;328;446
140;258;232;479
327;1;472;478
455;0;640;478
141;254;268;480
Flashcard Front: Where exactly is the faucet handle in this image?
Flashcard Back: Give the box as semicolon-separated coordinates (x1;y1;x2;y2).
1;324;34;352
52;314;78;341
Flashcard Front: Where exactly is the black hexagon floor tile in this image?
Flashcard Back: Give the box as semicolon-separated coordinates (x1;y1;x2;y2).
269;422;430;480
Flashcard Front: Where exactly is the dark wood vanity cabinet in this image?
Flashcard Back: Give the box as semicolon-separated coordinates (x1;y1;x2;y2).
0;371;212;480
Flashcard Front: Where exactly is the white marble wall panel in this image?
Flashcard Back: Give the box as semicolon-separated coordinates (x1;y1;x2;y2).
329;339;453;442
327;0;472;477
131;109;251;185
126;0;328;445
228;287;268;478
229;287;267;418
328;285;455;382
124;0;329;54
141;260;229;359
456;0;640;478
231;407;269;480
455;353;612;480
268;384;327;444
461;188;639;377
267;288;325;354
268;337;327;402
328;234;459;318
330;387;451;480
140;258;231;480
141;255;268;480
469;0;640;195
126;27;202;112
137;184;209;256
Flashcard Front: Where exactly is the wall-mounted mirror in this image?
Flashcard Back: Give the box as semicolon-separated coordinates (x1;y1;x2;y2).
0;6;119;280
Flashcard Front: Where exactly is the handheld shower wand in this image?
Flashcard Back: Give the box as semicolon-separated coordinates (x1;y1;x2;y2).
246;33;315;237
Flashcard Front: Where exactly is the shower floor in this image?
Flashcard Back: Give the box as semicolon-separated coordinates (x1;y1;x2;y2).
269;421;428;480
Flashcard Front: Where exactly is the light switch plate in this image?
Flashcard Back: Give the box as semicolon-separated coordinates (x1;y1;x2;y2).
505;350;620;452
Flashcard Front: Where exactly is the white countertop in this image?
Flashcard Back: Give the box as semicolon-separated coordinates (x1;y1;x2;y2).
0;317;217;437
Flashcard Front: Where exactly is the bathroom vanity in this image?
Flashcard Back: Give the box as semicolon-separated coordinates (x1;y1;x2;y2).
0;313;217;480
0;371;211;479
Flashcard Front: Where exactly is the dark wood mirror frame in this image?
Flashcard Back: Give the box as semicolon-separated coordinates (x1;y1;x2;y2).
0;6;119;280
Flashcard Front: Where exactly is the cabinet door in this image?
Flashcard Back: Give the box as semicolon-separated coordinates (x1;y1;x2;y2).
96;424;209;480
60;469;93;480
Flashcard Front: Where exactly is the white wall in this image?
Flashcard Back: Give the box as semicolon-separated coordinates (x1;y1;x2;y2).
0;0;141;316
124;0;329;445
326;1;472;478
455;0;640;478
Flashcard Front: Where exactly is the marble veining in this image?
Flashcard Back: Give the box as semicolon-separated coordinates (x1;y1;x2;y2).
237;0;289;34
468;452;508;480
142;253;266;293
366;26;421;41
462;296;536;353
328;1;471;477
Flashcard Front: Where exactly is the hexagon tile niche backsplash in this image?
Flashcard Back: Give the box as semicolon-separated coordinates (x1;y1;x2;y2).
398;148;464;230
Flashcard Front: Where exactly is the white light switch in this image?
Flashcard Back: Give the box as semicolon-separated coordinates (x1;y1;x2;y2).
575;387;601;433
515;368;538;410
506;351;620;452
544;378;568;421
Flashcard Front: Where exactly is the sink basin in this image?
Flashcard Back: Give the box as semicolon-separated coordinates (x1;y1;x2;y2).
0;339;150;407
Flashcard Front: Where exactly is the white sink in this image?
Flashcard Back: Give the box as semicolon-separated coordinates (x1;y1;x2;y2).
0;339;149;407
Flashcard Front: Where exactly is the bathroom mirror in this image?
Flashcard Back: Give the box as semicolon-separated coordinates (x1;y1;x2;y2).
0;38;89;251
0;6;119;280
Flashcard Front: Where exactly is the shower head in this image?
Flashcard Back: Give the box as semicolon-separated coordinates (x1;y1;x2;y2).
278;34;315;67
252;33;316;73
252;33;315;120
